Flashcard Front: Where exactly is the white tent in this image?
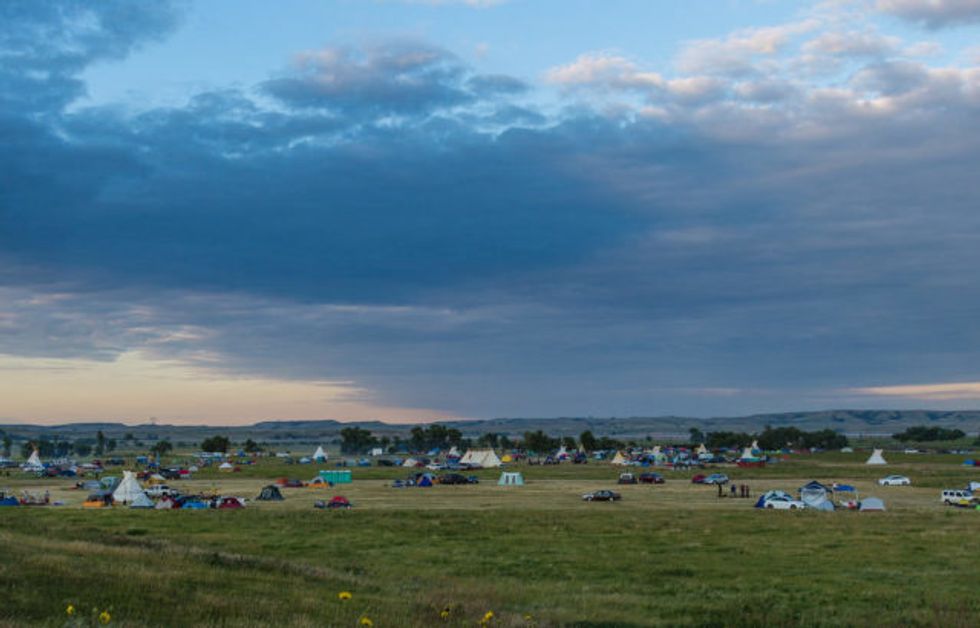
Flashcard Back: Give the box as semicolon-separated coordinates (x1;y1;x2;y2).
448;446;460;457
740;447;757;461
23;449;43;471
859;497;886;511
402;457;419;468
113;471;149;505
312;446;328;462
751;440;760;452
129;492;155;509
865;449;887;465
695;444;709;455
610;451;629;466
556;445;568;458
219;461;234;471
498;472;524;486
459;449;502;468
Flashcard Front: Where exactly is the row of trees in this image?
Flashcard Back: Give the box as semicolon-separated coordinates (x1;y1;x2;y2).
892;426;966;442
697;426;849;450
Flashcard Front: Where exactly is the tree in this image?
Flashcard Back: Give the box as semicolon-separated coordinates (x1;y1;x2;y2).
2;435;11;458
339;427;378;454
73;443;93;457
579;431;597;452
200;435;230;453
688;428;705;445
477;433;501;448
150;440;174;458
523;430;559;453
106;439;117;453
95;430;106;456
242;439;262;453
893;426;966;443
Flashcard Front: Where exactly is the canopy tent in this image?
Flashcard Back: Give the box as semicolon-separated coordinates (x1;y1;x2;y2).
312;446;328;462
112;471;150;505
257;485;284;501
459;449;502;468
865;449;887;465
859;497;886;511
498;472;524;486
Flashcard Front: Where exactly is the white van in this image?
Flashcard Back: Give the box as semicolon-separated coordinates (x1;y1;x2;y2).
940;489;974;505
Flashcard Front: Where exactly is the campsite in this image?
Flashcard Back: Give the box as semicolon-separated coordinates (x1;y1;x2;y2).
1;446;979;626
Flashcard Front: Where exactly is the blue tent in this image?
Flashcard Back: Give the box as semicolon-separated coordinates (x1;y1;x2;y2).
417;474;434;487
0;495;19;507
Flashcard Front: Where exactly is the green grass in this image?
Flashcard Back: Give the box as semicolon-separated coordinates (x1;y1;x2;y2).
1;454;979;626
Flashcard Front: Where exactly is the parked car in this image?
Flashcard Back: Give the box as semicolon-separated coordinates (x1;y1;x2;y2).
582;489;621;502
466;475;480;484
639;472;665;484
762;495;806;510
878;475;911;486
145;485;178;498
941;489;975;505
315;495;353;510
438;473;469;485
703;473;730;485
691;474;707;484
617;473;638;485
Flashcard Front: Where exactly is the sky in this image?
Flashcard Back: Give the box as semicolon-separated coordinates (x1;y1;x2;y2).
2;0;980;425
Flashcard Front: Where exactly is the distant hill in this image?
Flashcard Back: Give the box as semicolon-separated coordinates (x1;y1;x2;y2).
2;410;978;443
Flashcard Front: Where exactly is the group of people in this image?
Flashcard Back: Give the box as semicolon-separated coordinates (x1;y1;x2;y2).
718;483;751;498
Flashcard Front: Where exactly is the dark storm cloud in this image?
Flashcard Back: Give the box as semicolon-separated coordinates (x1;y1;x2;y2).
3;1;980;416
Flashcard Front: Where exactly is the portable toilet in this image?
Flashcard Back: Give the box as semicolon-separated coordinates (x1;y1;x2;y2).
498;472;524;486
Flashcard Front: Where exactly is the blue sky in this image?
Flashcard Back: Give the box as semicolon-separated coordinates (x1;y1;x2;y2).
2;0;980;424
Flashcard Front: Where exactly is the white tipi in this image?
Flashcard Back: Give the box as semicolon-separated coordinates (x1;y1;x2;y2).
610;451;629;466
865;449;887;465
113;471;149;505
459;449;502;468
23;449;43;471
312;446;328;462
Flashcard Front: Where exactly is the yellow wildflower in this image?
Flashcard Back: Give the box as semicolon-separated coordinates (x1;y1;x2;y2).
440;607;451;620
99;610;111;624
482;610;495;623
338;591;353;601
359;617;373;627
66;604;76;616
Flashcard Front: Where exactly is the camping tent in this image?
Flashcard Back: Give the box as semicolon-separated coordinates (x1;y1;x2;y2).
257;485;284;501
459;449;502;468
610;451;629;466
313;446;328;462
417;474;434;487
448;446;460;457
498;472;525;486
129;492;155;509
799;480;832;508
402;458;419;468
112;471;150;505
859;497;886;511
219;462;234;471
865;449;887;465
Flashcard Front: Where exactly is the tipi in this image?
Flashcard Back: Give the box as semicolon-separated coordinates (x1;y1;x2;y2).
695;444;709;456
23;449;43;471
611;451;629;466
312;446;328;462
113;471;149;505
865;449;887;465
129;492;155;509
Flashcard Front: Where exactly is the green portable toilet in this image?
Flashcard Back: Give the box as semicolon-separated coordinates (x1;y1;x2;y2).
319;469;352;484
498;472;524;486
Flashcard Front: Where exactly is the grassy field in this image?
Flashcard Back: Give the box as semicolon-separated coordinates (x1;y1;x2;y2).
1;453;978;627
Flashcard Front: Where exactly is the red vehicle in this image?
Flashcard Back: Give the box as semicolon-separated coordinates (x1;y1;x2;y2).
691;474;707;484
315;495;353;510
639;472;665;484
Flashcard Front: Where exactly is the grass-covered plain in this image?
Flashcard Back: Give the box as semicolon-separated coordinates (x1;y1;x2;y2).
1;453;978;627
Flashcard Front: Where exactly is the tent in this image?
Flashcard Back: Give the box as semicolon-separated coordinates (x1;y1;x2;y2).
610;451;629;466
814;500;835;512
498;472;524;486
417;474;434;487
257;485;284;501
695;444;709;456
402;458;419;468
155;496;177;509
219;462;234;471
501;454;513;463
313;446;328;462
23;449;43;471
459;449;502;468
113;471;150;505
799;481;832;508
865;449;887;465
740;447;758;461
448;446;460;457
129;492;155;509
859;497;886;511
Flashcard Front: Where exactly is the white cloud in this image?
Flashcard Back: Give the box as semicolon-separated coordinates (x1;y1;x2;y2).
676;20;820;76
545;52;664;90
853;381;980;399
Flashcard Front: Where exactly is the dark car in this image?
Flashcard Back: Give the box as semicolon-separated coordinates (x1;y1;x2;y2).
438;473;469;485
617;473;638;485
639;472;665;484
582;489;622;502
466;475;480;484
